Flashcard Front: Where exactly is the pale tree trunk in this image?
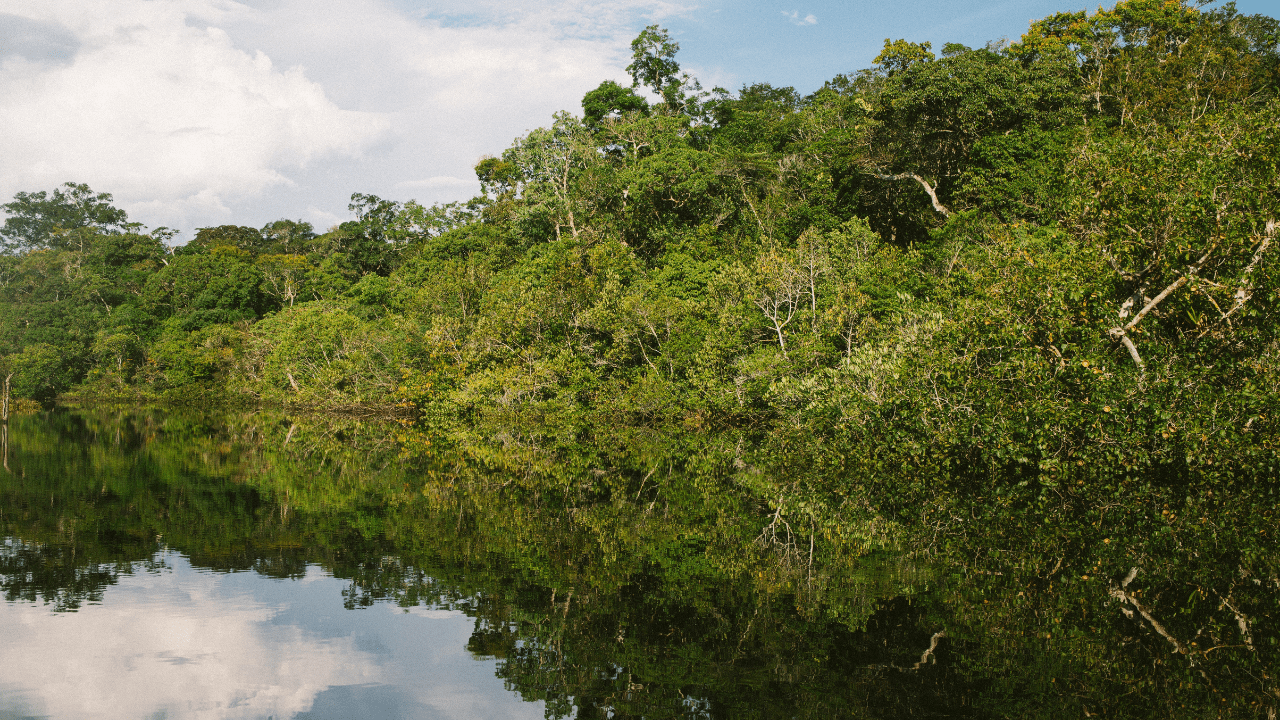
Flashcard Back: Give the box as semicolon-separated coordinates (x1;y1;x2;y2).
753;259;804;358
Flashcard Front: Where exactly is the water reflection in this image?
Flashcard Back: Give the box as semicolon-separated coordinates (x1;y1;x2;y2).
0;544;545;720
0;408;1275;718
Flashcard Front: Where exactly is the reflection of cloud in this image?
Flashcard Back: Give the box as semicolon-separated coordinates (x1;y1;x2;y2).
296;683;433;719
399;604;460;620
0;557;380;720
781;10;818;26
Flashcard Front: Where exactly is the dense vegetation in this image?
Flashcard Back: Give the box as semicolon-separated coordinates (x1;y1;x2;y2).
1;1;1278;685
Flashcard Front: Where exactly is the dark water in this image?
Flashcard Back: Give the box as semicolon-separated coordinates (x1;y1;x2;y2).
0;409;1275;719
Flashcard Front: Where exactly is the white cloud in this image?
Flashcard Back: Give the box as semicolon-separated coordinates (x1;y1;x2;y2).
0;0;695;238
396;176;474;190
782;10;817;26
0;0;390;234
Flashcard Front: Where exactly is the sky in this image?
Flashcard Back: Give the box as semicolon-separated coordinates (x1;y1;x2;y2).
0;0;1276;242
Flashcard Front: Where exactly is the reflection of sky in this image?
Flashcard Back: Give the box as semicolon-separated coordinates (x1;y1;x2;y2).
0;552;545;720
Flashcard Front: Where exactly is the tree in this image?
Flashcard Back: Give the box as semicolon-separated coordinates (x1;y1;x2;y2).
502;112;602;243
625;25;705;116
873;38;935;75
91;330;144;375
260;219;317;255
581;80;650;128
339;193;415;275
9;343;79;401
871;43;1080;220
182;225;267;256
1064;101;1280;374
627;26;682;101
143;248;267;332
1016;0;1279;126
1;183;133;253
256;254;313;308
475;157;521;199
751;251;805;358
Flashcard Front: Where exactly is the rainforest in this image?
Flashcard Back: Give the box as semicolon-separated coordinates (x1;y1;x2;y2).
1;1;1279;717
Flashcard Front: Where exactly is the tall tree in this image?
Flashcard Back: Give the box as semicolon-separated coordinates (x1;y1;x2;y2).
626;25;705;116
1;183;133;253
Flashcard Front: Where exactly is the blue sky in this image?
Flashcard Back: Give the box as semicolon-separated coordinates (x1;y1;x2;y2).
392;0;1280;94
657;0;1090;92
1;0;1276;239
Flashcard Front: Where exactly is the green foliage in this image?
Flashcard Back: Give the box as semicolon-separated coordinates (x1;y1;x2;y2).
1016;0;1279;125
182;225;266;256
259;218;316;254
873;38;936;74
145;322;243;389
9;343;82;401
581;79;649;127
142;248;267;332
245;302;407;407
0;182;134;252
626;25;683;104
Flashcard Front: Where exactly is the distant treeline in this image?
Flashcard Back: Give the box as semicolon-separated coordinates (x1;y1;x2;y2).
1;0;1278;515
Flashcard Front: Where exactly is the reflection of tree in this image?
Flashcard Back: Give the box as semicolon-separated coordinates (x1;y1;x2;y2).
0;408;1275;717
0;540;130;612
480;578;982;719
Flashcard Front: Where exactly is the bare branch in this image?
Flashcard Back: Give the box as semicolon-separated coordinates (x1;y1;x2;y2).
873;172;952;218
1218;593;1255;652
1201;219;1274;335
1116;332;1144;370
1125;246;1214;332
1110;568;1189;654
912;631;947;669
1108;245;1216;372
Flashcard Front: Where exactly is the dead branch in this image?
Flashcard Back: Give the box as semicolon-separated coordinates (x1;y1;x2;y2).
913;631;947;669
1218;593;1255;652
1109;567;1189;655
873;172;952;217
1108;245;1215;371
1201;219;1274;335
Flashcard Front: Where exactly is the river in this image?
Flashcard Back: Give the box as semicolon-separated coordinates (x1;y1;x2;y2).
0;408;1274;718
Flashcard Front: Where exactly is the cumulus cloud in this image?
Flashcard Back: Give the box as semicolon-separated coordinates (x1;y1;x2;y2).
209;0;696;221
0;0;390;233
781;10;818;26
0;0;694;237
395;176;474;191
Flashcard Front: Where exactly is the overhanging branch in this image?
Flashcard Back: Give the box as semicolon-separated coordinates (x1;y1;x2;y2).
1108;244;1216;372
1201;219;1275;335
873;172;952;218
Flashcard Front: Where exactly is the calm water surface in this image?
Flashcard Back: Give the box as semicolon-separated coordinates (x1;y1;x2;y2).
0;409;1275;719
1;545;545;720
